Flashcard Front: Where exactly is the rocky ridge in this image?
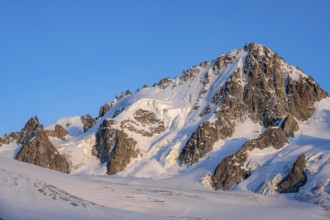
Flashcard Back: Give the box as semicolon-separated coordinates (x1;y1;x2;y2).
179;43;327;168
212;127;289;190
45;124;68;140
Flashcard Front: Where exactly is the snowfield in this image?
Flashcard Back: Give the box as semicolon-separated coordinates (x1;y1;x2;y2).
0;157;329;220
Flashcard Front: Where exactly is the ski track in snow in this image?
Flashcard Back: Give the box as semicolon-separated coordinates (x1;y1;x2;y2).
0;157;329;220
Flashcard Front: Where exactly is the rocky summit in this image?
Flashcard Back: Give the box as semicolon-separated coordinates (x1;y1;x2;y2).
1;43;330;209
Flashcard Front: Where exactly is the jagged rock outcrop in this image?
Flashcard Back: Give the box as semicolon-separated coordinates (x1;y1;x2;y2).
287;76;328;120
154;78;173;89
278;155;307;193
179;43;328;167
107;130;138;175
18;116;43;145
1;116;41;147
81;114;97;132
1;116;43;147
1;116;71;173
243;43;326;124
281;114;299;137
93;120;117;163
212;127;288;190
0;132;19;147
99;102;115;118
99;90;132;117
45;124;68;140
179;65;204;83
93;119;138;174
16;130;69;173
179;121;222;166
119;109;166;137
179;68;245;166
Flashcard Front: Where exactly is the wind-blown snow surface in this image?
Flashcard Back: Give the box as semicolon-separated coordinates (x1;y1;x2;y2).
0;157;329;220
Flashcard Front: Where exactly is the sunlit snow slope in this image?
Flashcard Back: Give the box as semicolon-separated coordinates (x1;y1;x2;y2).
1;157;329;220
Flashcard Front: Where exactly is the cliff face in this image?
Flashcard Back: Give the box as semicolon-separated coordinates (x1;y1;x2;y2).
278;155;307;193
93;119;138;175
212;127;288;190
16;130;69;173
179;43;327;167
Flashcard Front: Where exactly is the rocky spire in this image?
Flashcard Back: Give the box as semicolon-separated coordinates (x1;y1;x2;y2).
18;116;43;145
14;116;70;173
16;131;69;173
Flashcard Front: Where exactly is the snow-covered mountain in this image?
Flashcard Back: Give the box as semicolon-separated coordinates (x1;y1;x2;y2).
1;43;330;218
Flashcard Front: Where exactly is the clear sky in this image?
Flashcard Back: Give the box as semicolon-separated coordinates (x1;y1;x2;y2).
1;0;329;135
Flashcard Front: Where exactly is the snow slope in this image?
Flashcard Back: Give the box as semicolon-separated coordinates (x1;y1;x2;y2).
1;157;329;220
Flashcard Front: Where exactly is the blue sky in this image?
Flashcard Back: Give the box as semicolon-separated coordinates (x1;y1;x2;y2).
1;0;329;135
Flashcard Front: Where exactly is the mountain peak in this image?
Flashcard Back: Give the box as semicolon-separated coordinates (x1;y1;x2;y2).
1;44;330;211
243;42;267;49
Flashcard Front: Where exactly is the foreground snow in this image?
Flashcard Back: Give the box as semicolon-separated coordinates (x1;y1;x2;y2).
0;157;329;220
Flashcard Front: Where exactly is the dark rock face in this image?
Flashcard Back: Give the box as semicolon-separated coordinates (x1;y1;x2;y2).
134;109;162;126
0;116;43;147
180;66;201;82
94;119;138;174
81;114;97;132
45;124;68;140
1;116;42;147
107;130;137;175
119;109;166;137
154;78;173;89
287;76;327;120
278;155;307;193
179;69;245;166
212;127;288;190
179;121;220;166
18;116;43;145
3;116;71;173
94;120;117;163
16;131;69;173
281;114;299;137
99;102;114;118
243;43;327;125
179;43;327;167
